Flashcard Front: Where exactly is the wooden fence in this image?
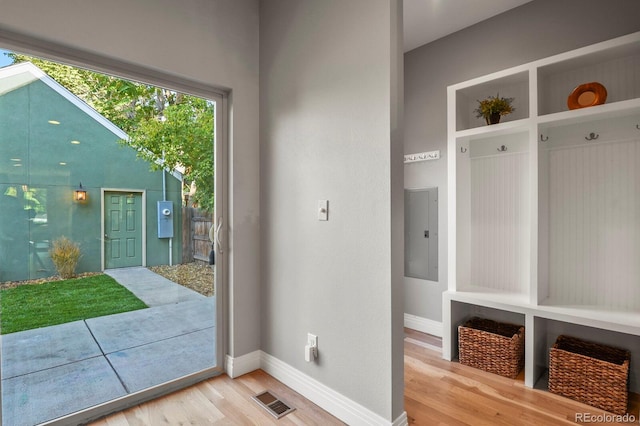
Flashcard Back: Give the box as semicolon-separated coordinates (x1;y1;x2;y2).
182;207;213;264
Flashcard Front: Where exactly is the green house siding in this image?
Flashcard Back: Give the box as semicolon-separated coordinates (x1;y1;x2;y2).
0;74;182;282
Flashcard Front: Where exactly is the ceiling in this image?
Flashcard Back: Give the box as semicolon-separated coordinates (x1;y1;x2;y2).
403;0;533;52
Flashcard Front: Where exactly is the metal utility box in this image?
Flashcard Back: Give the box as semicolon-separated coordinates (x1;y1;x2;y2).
157;201;174;238
404;187;438;281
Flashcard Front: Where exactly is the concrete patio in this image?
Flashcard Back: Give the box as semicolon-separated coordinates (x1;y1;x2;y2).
1;267;216;426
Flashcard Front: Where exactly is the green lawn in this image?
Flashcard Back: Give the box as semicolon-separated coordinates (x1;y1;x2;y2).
0;274;148;334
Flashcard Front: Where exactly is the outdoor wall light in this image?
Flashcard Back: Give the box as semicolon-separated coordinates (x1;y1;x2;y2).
74;182;87;202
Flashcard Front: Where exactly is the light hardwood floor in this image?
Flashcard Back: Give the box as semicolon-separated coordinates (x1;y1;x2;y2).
404;328;639;425
89;369;344;425
91;330;639;425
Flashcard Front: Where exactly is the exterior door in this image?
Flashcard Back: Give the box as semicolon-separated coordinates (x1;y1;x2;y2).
104;191;143;269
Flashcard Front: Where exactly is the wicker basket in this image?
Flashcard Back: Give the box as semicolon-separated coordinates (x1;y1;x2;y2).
549;335;630;414
458;317;525;378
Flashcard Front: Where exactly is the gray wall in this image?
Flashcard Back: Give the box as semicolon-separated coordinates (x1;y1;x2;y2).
0;0;261;358
404;0;640;322
259;0;404;421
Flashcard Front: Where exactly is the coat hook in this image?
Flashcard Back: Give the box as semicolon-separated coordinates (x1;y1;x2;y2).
460;146;467;153
585;132;599;141
636;124;640;130
497;145;508;152
540;134;549;142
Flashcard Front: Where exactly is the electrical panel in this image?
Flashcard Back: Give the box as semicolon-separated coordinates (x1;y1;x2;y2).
404;187;438;281
157;201;174;238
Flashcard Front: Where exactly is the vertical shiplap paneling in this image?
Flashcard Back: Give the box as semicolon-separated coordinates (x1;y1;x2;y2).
470;152;530;293
548;138;640;310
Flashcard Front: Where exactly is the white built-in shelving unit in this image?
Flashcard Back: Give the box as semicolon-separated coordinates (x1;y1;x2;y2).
444;31;640;394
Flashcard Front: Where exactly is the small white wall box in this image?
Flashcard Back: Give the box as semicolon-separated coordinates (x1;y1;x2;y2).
157;201;174;238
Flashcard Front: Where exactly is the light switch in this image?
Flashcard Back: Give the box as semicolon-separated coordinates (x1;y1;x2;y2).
318;200;328;221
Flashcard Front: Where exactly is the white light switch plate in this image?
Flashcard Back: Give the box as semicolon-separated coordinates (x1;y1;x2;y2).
307;333;317;347
318;200;328;221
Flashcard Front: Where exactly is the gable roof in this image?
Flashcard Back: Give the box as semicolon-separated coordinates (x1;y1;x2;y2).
0;62;183;180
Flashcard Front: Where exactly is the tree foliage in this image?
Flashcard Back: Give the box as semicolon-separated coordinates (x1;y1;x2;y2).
9;54;215;211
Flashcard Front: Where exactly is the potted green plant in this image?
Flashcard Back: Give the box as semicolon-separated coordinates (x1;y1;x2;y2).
474;93;515;125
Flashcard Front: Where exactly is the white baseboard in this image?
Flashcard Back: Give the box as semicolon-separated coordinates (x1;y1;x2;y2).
225;350;261;379
393;412;408;426
224;350;407;425
260;351;406;426
404;313;442;337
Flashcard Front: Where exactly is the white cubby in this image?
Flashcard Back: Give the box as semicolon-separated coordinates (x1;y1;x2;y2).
538;114;640;311
538;35;640;116
446;299;526;365
455;70;529;132
456;131;530;297
445;31;640;396
532;318;640;393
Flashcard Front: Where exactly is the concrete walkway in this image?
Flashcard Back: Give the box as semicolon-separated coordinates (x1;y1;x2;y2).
104;267;206;307
1;267;216;426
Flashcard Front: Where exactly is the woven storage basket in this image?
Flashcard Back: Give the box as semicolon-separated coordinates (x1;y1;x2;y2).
458;317;524;378
549;335;630;415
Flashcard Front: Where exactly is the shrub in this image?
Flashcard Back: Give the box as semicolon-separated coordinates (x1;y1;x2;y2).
49;236;81;279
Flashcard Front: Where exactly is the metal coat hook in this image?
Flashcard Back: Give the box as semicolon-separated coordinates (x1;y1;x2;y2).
585;132;599;141
540;134;549;142
497;145;508;152
460;146;467;153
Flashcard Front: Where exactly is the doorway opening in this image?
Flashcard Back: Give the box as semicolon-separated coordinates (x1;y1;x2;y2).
0;48;226;425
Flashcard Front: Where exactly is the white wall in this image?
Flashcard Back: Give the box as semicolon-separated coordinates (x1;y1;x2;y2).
259;0;404;421
404;0;640;323
0;0;261;357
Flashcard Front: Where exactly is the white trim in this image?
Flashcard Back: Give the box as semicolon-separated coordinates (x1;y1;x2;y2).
224;350;261;379
101;188;147;271
392;412;409;426
404;313;443;337
211;93;228;381
260;351;405;426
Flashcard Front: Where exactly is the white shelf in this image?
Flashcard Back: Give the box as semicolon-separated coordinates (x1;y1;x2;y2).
445;290;529;312
538;98;640;129
535;31;640;74
447;290;640;336
536;302;640;336
451;65;529;93
455;118;530;142
446;30;640;394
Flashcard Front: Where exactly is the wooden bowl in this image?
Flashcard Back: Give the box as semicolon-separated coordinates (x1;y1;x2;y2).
567;82;607;110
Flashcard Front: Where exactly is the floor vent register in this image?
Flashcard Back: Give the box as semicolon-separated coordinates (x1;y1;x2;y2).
252;391;296;419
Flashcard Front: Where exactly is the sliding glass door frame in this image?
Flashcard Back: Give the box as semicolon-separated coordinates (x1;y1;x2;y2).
0;29;228;425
